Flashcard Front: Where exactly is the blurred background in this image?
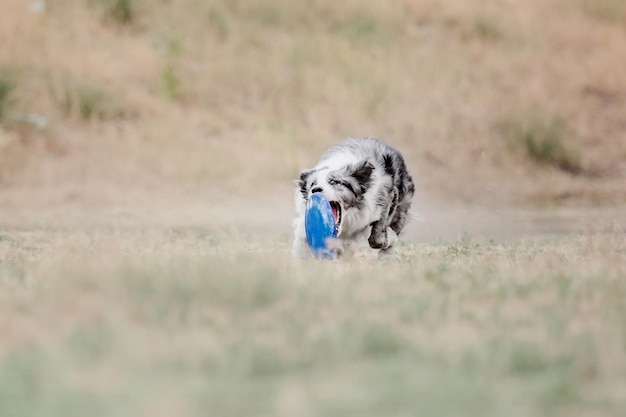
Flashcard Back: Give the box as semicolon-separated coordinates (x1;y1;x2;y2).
1;0;625;237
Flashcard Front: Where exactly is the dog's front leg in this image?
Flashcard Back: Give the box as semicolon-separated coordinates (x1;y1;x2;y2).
368;187;398;250
368;222;397;249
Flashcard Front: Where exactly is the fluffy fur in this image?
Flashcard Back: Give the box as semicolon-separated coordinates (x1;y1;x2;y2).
293;137;415;259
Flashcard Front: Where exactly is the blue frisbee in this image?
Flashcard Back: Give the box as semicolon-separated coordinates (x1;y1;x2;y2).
305;193;338;259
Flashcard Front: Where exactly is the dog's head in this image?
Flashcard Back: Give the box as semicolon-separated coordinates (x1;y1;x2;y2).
297;160;374;233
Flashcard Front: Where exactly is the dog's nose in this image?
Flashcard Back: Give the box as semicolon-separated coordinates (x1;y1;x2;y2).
311;187;323;194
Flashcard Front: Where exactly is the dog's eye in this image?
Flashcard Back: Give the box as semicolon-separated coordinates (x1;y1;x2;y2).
329;179;338;186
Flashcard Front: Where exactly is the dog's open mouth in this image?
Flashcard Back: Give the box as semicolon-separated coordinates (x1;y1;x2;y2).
329;201;342;228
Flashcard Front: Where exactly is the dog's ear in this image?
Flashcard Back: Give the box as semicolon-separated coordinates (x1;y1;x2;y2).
350;160;374;191
299;168;314;182
298;168;314;198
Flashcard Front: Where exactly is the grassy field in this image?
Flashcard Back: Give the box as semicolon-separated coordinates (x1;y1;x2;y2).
1;228;625;417
1;1;626;416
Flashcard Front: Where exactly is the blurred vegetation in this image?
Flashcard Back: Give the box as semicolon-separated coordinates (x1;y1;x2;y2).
0;230;625;416
100;0;135;25
0;0;624;205
0;70;16;123
501;115;584;176
580;0;626;23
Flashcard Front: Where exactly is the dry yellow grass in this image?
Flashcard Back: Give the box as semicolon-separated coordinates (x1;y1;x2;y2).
0;0;625;211
1;229;625;416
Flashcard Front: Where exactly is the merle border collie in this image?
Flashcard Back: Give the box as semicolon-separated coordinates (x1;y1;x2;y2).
293;137;415;259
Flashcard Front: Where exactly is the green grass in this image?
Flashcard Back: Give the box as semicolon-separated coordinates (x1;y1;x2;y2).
472;17;502;41
60;82;109;120
580;0;626;23
207;4;229;39
77;87;106;119
162;63;181;100
0;71;16;122
102;0;135;25
0;230;625;416
501;115;584;175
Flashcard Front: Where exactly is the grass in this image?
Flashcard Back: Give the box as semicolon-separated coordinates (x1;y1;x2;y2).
60;82;109;120
1;5;624;414
580;0;626;23
207;4;229;39
1;0;625;204
101;0;135;25
0;229;625;416
0;70;16;122
162;35;183;100
472;17;502;41
501;115;585;175
76;87;106;120
162;63;181;100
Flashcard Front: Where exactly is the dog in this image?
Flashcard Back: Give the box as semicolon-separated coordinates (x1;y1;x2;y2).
292;137;414;259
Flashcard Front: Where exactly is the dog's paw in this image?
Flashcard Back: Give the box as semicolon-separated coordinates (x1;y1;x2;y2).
368;227;397;250
368;232;388;249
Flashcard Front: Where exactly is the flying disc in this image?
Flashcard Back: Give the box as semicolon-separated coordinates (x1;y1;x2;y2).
305;193;338;259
